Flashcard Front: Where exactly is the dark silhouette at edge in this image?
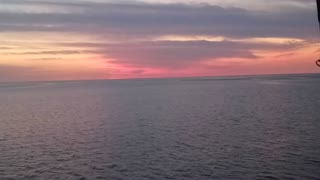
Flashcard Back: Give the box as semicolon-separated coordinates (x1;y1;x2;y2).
316;0;320;67
317;0;320;28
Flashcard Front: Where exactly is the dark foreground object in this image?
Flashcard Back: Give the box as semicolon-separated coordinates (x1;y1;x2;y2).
316;59;320;67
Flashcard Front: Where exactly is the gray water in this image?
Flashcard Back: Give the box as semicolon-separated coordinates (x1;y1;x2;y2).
1;74;320;180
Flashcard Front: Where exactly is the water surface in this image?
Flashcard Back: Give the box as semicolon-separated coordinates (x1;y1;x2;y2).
1;74;320;180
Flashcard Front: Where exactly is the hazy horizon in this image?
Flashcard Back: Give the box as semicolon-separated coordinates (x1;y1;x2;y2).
0;72;319;83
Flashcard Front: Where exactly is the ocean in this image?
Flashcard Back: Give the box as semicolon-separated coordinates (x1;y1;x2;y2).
0;74;320;180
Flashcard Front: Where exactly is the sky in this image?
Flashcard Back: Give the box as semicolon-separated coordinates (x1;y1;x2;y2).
0;0;319;81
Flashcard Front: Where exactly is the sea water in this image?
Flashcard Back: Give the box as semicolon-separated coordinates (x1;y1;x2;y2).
0;74;320;180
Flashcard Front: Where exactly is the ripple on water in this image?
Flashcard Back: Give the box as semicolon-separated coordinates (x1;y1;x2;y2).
0;76;320;179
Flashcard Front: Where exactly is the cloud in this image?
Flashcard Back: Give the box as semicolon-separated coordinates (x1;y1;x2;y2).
101;40;307;68
5;50;99;55
0;47;14;50
53;38;306;69
0;0;318;80
0;1;317;39
104;41;256;68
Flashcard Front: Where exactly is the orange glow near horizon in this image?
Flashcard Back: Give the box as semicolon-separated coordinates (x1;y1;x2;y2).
1;37;319;81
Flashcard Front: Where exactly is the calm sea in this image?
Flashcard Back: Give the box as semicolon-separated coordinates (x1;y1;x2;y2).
0;74;320;180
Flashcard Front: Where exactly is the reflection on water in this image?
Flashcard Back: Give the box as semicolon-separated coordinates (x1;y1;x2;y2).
0;74;320;180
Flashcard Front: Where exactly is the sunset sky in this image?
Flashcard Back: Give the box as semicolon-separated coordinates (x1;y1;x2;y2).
0;0;319;81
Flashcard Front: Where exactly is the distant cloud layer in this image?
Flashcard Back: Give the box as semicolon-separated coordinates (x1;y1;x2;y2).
0;0;316;38
0;0;318;81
